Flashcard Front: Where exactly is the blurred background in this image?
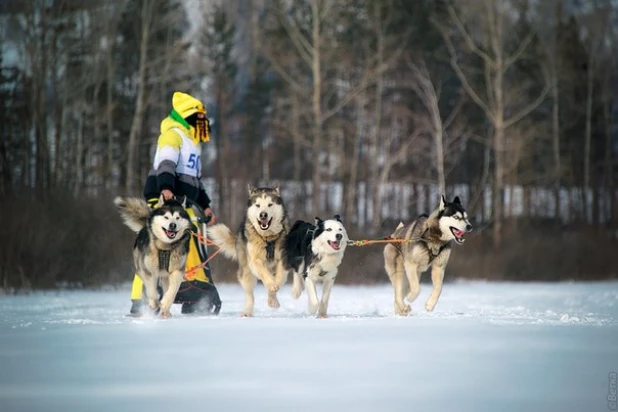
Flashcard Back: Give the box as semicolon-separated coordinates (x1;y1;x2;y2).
0;0;617;290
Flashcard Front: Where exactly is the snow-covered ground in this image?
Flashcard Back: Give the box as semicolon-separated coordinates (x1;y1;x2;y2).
1;280;617;412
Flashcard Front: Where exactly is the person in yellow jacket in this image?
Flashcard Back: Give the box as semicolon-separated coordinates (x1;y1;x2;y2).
129;91;222;316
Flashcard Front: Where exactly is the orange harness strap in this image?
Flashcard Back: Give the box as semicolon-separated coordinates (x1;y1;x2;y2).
184;231;222;279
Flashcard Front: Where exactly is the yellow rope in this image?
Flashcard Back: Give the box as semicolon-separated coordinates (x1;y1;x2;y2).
348;238;413;247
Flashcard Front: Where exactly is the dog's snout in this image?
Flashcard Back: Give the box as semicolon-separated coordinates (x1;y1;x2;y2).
466;224;473;231
336;233;342;240
259;212;268;220
169;222;177;230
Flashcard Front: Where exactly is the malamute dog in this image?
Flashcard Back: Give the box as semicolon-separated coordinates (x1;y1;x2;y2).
285;215;349;318
114;195;192;318
208;184;289;317
384;196;472;315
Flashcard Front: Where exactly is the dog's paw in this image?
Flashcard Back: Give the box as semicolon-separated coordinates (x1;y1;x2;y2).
425;301;437;312
291;286;302;299
148;299;160;311
268;294;280;309
308;303;319;315
159;298;173;316
317;312;328;319
241;311;254;318
160;310;172;319
267;283;280;293
395;303;411;316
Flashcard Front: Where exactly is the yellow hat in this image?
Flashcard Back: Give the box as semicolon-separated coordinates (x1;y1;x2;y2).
172;91;206;118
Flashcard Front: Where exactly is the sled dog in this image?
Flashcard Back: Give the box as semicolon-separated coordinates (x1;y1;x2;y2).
208;184;289;316
383;196;472;315
285;215;349;318
115;195;192;318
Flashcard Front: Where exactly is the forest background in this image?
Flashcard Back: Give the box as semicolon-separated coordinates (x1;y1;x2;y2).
1;0;617;290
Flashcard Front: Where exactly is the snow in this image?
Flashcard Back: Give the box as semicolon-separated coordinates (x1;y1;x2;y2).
1;281;617;412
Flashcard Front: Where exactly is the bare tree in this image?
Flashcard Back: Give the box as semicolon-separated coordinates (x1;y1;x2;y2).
436;0;549;249
263;0;402;216
536;0;564;219
126;0;154;194
576;1;611;222
407;57;445;196
197;1;237;213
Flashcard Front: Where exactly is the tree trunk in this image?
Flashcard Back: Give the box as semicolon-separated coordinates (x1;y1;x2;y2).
73;112;85;197
34;6;49;192
345;95;364;225
214;86;227;213
583;52;594;223
106;39;115;190
604;87;615;226
292;92;302;216
370;3;384;232
311;0;323;216
551;63;561;221
126;0;153;194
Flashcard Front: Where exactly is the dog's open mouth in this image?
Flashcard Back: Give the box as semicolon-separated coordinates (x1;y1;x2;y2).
450;227;466;244
258;217;272;230
164;228;178;239
328;240;341;250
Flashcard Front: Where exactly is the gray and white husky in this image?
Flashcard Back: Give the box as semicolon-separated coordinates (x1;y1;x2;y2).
383;196;472;315
114;195;192;318
285;215;349;318
207;184;289;317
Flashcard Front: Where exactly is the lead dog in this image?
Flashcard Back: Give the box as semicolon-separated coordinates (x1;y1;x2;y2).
114;195;192;318
285;216;349;318
383;196;472;315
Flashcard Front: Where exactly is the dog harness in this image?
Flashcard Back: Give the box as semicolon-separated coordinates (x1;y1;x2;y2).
158;250;171;271
266;241;276;261
157;232;191;272
388;232;449;265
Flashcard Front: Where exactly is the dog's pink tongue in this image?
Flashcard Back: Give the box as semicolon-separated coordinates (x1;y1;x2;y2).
454;229;464;238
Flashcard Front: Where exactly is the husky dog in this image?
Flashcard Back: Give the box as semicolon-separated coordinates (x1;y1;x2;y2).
384;195;472;315
114;195;192;318
208;184;289;317
285;215;349;318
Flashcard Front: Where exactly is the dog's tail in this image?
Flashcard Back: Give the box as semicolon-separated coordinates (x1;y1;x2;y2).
114;196;150;233
207;224;238;261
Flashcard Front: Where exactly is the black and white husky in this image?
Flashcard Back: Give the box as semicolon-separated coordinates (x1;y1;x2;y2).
284;216;349;318
383;196;472;315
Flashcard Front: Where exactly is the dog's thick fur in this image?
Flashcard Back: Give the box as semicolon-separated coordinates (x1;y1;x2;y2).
208;184;289;317
115;195;192;318
285;215;348;318
384;196;472;315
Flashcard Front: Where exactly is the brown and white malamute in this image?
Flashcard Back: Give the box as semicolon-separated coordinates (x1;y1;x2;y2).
208;184;289;317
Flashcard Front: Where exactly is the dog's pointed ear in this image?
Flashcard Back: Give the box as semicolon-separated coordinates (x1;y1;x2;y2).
439;195;446;211
314;216;323;226
157;194;166;208
248;184;257;196
272;182;280;195
453;196;461;205
334;214;342;223
180;195;187;209
396;221;404;230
